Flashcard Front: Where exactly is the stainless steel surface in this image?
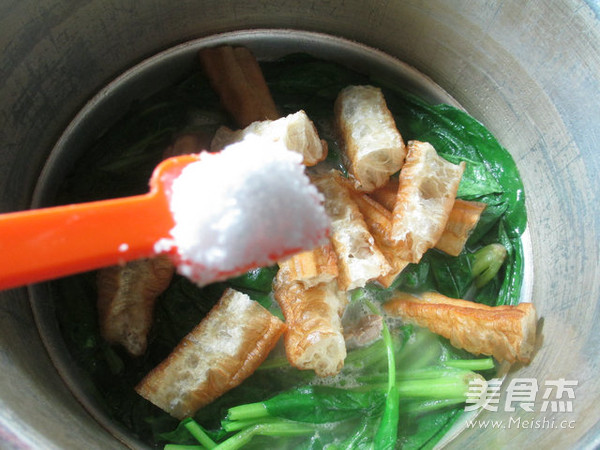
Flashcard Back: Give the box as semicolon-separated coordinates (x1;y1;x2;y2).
1;1;599;448
30;30;536;448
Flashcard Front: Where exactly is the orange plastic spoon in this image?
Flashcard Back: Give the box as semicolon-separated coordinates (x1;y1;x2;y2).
0;142;332;292
0;154;198;291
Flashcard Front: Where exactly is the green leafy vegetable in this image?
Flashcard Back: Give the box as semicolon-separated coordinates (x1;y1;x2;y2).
227;266;278;292
227;386;384;424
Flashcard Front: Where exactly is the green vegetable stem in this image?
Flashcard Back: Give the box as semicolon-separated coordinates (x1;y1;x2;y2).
226;385;384;424
363;299;400;450
472;243;507;288
213;420;316;450
183;418;217;449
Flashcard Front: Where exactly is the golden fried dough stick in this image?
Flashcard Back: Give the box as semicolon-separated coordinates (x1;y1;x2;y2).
136;288;285;419
391;141;465;263
435;199;487;256
349;186;394;245
376;255;410;288
370;177;486;257
334;85;406;192
97;256;174;356
383;292;537;364
277;243;338;289
368;176;399;211
274;279;347;377
198;45;279;127
210;110;327;166
348;188;409;287
312;171;391;291
232;46;279;117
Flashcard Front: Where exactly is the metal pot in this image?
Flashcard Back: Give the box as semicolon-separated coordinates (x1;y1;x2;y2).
1;1;599;448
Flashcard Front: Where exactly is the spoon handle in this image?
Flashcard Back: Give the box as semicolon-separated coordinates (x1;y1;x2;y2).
0;192;173;290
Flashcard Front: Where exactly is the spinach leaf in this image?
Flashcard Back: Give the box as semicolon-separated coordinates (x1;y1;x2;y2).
228;266;278;293
262;386;384;423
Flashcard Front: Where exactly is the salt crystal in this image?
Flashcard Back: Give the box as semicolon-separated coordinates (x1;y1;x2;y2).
156;135;330;286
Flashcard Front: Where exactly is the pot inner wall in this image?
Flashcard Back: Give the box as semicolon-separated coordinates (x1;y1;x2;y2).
29;29;532;448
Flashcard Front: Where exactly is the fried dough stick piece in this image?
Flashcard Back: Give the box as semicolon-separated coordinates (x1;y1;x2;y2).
210;110;328;166
97;256;175;356
435;199;487;256
274;279;348;377
348;187;409;288
383;292;537;364
198;45;279;127
370;177;487;257
275;243;346;376
96;134;207;356
334;85;406;192
277;243;338;289
136;288;285;419
391;141;465;263
312;171;391;291
368;176;402;211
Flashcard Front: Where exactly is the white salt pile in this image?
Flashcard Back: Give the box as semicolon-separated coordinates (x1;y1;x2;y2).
155;135;330;286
